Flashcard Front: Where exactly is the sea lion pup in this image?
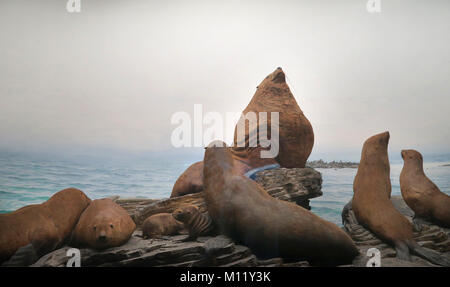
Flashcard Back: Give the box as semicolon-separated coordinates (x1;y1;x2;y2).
202;141;358;266
172;204;216;241
400;149;450;228
0;188;91;265
141;213;184;239
352;132;449;266
71;198;136;250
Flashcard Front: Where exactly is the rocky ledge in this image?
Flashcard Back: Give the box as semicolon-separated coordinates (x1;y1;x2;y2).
33;167;320;267
33;233;309;267
307;160;358;169
342;196;450;267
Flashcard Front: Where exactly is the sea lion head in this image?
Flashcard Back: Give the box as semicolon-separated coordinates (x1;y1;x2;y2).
257;67;286;90
401;149;423;163
362;131;389;155
91;220;116;248
87;212;133;249
204;140;233;172
172;204;199;223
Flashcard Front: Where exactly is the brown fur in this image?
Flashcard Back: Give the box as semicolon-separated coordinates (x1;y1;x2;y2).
202;141;358;266
172;205;215;240
71;198;136;249
234;67;314;168
0;188;91;263
400;149;450;227
141;213;184;238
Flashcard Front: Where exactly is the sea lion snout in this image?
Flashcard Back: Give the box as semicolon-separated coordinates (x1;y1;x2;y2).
98;234;107;242
172;205;196;222
271;68;285;83
401;149;422;161
379;131;390;143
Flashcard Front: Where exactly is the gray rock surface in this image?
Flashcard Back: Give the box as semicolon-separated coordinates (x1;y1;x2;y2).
32;232;309;267
253;167;322;209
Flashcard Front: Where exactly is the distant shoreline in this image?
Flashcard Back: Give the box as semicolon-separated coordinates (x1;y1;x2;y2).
307;160;359;169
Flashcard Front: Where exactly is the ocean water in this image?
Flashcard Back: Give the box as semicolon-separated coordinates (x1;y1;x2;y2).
1;152;449;226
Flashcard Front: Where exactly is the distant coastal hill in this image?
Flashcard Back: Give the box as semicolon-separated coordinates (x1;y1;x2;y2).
306;160;359;169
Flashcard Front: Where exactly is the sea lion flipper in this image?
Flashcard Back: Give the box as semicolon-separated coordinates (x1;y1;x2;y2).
412;215;428;232
341;200;353;226
409;243;450;267
395;241;411;261
1;244;38;267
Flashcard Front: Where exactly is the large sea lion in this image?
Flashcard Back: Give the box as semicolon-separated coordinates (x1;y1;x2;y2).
0;188;91;264
172;204;216;241
171;67;312;198
233;67;314;168
70;198;136;250
400;149;450;228
202;141;358;266
352;132;449;266
141;213;184;239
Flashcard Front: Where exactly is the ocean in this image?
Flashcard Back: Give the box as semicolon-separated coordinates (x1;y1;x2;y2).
1;151;449;226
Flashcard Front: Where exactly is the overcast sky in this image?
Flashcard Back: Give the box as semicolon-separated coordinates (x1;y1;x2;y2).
0;0;449;161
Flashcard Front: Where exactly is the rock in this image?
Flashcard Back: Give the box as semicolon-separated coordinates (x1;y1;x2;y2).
112;197;159;216
32;233;258;267
342;196;450;267
126;167;322;227
307;160;359;169
253;167;322;209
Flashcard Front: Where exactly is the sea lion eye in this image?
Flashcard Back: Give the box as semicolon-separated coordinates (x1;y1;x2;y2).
110;224;114;228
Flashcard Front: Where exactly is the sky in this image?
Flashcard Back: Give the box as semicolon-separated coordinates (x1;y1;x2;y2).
0;0;449;162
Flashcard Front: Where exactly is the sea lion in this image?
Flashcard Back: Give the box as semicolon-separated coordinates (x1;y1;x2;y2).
141;213;184;239
352;132;449;266
202;141;358;266
233;67;314;168
70;198;136;250
0;188;91;264
171;67;312;198
172;204;216;241
400;149;450;228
